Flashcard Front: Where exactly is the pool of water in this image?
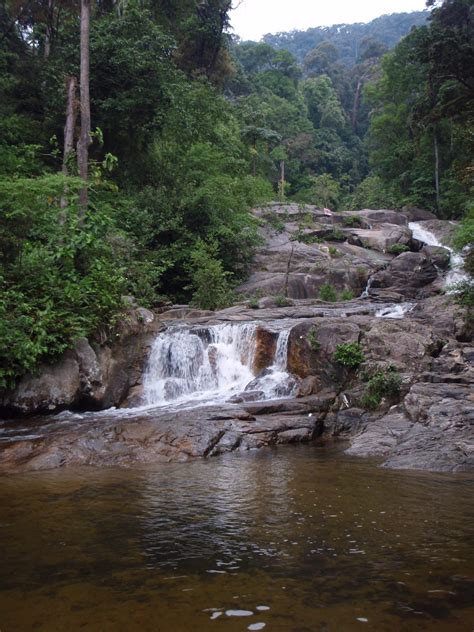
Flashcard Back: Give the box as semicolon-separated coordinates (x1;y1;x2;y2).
0;444;473;631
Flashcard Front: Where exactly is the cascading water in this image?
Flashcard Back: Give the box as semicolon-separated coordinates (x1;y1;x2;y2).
243;329;298;400
375;303;415;319
409;221;469;288
360;275;374;299
143;323;297;407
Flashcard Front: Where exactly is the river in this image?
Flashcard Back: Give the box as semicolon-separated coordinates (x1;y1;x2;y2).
1;444;472;631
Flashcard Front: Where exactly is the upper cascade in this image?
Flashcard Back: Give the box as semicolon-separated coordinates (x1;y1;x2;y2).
409;221;469;288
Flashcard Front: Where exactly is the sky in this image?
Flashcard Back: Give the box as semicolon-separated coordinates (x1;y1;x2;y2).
230;0;428;41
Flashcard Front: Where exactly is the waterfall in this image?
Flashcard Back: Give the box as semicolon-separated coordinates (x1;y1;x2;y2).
360;275;374;299
409;221;469;289
244;328;298;400
143;323;297;407
375;303;415;319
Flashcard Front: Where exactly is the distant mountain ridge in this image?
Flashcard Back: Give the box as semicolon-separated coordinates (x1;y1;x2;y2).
260;11;429;67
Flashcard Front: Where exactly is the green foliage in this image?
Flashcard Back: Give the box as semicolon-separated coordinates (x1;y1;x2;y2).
307;326;320;351
0;175;143;387
365;4;474;217
333;342;365;368
189;240;235;311
340;289;355;301
319;283;338;302
326;228;345;242
342;215;363;227
328;246;342;258
388;243;410;254
360;367;402;409
275;295;291;307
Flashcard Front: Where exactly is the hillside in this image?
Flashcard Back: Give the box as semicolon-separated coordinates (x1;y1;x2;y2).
261;11;429;66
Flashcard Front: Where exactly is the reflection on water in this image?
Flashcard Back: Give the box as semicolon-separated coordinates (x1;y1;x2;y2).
0;445;473;631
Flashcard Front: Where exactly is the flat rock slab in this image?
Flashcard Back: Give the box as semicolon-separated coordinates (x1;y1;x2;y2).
0;396;335;474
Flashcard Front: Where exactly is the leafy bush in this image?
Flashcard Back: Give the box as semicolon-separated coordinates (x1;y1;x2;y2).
342;215;362;227
326;228;345;241
388;243;409;254
189;240;235;311
360;368;402;409
328;245;342;258
333;342;364;368
340;289;354;301
275;295;291;307
319;283;337;302
0;175;138;388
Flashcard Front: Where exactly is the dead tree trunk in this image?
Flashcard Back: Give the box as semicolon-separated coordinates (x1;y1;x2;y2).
60;76;78;213
434;129;440;210
77;0;91;215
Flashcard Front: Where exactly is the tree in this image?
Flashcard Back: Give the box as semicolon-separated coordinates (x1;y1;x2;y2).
77;0;91;211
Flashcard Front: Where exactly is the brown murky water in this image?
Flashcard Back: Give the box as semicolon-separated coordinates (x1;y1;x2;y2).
0;444;473;631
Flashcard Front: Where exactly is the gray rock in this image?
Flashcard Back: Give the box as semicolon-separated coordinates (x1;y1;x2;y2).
2;352;80;414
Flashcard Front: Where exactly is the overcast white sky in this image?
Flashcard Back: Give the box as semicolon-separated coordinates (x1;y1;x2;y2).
230;0;428;41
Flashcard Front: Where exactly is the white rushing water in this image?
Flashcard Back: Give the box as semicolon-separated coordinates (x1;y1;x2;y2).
375;303;415;319
143;323;296;407
409;221;468;289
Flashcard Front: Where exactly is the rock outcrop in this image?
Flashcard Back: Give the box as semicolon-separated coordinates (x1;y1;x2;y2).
1;308;161;415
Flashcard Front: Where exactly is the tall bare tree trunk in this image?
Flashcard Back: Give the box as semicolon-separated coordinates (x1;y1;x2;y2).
63;76;77;174
434;129;440;210
77;0;91;215
44;0;54;58
60;76;78;213
278;160;285;203
351;78;363;132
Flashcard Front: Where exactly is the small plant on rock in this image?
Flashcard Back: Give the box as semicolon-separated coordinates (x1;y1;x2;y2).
342;215;362;227
333;342;364;368
340;289;354;301
275;295;291;307
328;245;342;258
326;228;345;241
388;243;409;255
319;283;337;302
307;326;320;351
360;367;402;409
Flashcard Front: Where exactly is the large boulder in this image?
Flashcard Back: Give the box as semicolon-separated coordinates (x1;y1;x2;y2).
370;251;438;297
287;318;361;384
2;352;81;414
347;223;412;252
348;209;408;226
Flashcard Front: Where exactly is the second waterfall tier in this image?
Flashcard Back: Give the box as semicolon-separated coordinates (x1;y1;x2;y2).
143;323;298;407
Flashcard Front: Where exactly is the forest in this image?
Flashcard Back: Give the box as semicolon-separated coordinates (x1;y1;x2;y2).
0;0;473;387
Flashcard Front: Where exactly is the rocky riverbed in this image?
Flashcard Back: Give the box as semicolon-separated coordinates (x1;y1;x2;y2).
0;205;472;474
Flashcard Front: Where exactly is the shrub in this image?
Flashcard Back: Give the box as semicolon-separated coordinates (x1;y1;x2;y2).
248;296;260;309
342;215;362;227
328;246;342;258
388;243;409;255
319;283;338;302
340;289;354;301
190;240;235;311
326;228;345;241
333;342;364;368
360;368;402;409
307;326;320;351
275;295;291;307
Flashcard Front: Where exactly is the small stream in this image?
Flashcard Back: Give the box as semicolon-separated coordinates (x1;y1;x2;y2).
0;446;472;631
